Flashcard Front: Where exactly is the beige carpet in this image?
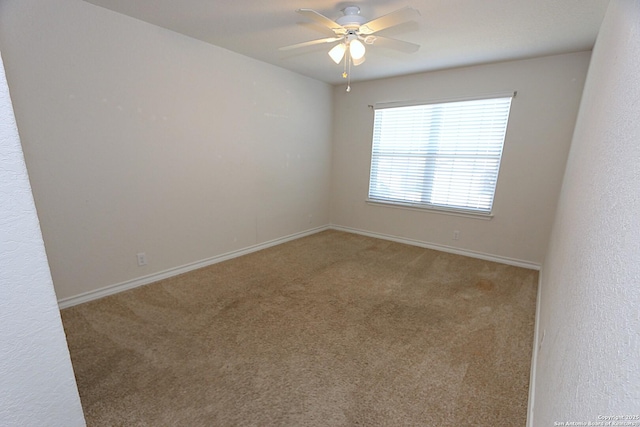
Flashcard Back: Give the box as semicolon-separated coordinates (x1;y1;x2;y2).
61;230;538;426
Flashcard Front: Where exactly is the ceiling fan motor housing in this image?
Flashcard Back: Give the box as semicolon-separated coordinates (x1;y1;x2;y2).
337;6;367;29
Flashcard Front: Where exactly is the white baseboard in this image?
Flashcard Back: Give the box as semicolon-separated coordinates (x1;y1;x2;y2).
330;225;542;270
526;272;543;427
57;225;330;309
58;224;540;309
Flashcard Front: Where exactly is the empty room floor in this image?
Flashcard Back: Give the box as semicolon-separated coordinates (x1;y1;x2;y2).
61;230;538;426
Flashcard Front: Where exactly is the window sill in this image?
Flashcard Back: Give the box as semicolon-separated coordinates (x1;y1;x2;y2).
365;199;494;220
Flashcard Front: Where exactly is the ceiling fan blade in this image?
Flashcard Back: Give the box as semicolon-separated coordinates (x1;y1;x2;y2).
359;7;420;35
296;9;347;35
279;37;343;51
368;35;420;53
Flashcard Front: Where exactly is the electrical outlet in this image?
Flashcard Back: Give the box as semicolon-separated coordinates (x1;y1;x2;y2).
136;252;147;266
453;230;460;240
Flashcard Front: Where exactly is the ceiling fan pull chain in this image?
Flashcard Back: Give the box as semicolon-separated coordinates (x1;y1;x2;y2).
346;55;352;92
343;53;348;79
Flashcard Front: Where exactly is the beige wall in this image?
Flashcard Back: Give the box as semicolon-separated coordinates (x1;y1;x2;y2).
0;0;594;303
532;0;640;422
331;52;590;265
0;0;333;300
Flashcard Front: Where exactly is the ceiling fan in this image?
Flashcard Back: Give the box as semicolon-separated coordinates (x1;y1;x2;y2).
280;5;420;89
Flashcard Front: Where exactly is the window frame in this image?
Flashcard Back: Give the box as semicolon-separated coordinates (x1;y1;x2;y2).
366;92;515;218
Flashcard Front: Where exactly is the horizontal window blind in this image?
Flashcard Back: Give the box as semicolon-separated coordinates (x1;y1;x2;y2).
368;96;513;214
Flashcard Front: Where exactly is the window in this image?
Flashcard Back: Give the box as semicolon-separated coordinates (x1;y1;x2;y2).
368;94;513;215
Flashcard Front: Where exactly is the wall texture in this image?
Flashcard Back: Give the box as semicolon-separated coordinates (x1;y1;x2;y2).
532;0;640;423
0;53;85;426
0;0;332;300
331;52;590;266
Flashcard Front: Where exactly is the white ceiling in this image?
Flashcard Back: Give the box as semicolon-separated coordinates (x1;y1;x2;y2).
83;0;610;85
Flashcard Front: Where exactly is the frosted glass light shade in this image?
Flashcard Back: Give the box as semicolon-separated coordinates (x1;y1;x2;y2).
349;39;366;60
352;55;366;66
328;43;346;64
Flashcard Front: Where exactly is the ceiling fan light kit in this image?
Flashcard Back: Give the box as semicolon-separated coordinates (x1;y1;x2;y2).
328;34;365;65
280;5;420;92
